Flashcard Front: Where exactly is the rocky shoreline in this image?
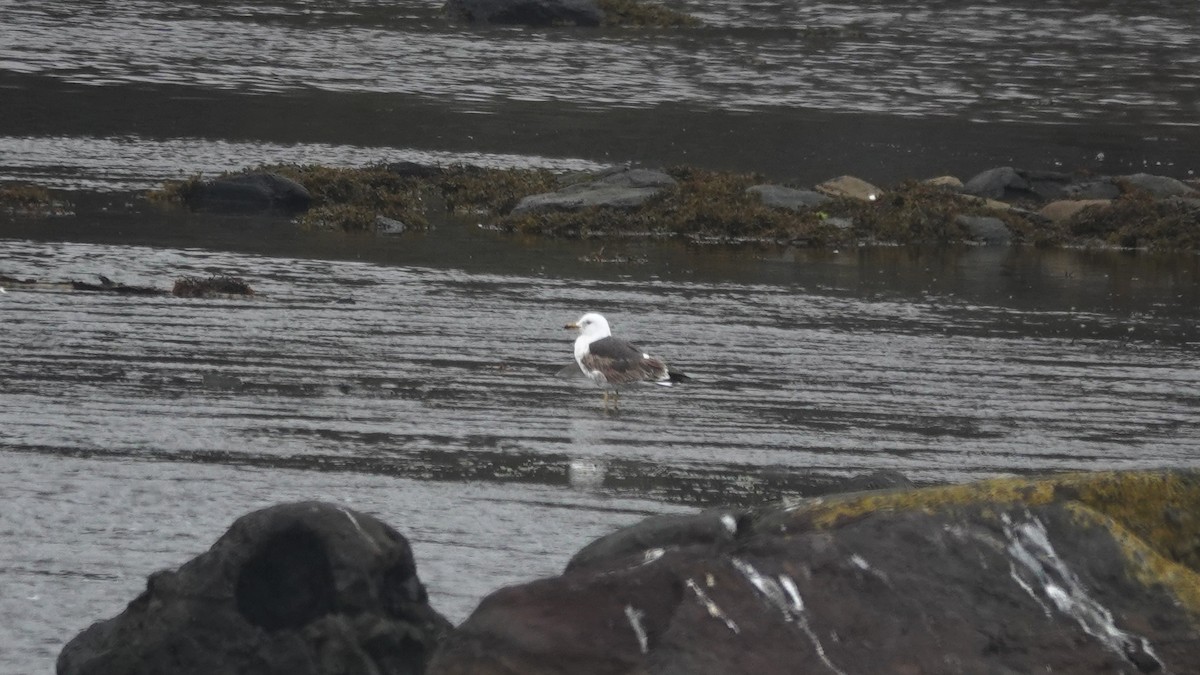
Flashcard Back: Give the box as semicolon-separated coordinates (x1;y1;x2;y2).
4;163;1199;253
57;469;1200;674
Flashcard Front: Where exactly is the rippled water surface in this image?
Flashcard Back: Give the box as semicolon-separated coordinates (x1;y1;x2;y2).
3;1;1200;671
2;230;1199;671
3;0;1200;188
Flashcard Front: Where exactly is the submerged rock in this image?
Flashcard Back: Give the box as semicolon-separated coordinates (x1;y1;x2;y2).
183;172;312;214
512;167;676;213
172;274;254;298
57;502;452;675
746;184;830;211
428;471;1200;674
445;0;604;25
956;214;1012;245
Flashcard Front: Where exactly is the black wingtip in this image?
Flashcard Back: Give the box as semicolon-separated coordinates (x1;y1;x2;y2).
667;370;691;383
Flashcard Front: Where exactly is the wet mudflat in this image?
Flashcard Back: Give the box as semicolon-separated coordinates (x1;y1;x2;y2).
2;219;1199;671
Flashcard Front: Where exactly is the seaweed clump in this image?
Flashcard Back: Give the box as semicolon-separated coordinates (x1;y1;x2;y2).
598;0;699;27
173;274;255;298
436;165;560;213
149;164;562;234
500;166;845;245
263;164;430;233
0;183;73;216
1065;190;1200;250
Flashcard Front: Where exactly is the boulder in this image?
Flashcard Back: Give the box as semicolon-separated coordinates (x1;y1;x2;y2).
184;172;312;214
58;502;452;675
923;175;963;189
376;215;408;235
1039;199;1113;223
1020;171;1121;202
962;166;1032;200
512;167;676;214
814;175;882;202
955;214;1013;245
427;471;1200;675
444;0;604;26
1120;173;1199;198
746;184;830;211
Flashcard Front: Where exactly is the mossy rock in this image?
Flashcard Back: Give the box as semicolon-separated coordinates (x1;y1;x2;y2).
762;470;1200;615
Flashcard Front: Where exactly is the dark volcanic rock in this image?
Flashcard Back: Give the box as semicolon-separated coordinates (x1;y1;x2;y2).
567;509;747;573
428;471;1200;675
185;171;312;214
58;502;452;675
445;0;604;26
512;167;676;213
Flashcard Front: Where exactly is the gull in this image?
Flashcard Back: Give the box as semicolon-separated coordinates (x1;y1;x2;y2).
564;312;684;409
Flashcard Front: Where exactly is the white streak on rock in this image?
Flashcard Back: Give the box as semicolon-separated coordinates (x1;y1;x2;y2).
642;548;665;565
624;605;649;654
731;558;848;675
779;575;804;613
685;578;739;634
720;514;738;535
338;507;383;554
850;554;869;571
730;558;790;618
1003;512;1164;672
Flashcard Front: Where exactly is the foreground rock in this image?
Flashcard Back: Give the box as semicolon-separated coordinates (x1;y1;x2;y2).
58;502;452;675
428;471;1200;674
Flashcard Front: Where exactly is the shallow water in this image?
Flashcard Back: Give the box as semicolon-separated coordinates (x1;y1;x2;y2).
4;0;1200;671
3;0;1199;189
2;225;1199;671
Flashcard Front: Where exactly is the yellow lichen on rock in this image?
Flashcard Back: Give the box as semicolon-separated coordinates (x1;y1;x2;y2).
1064;501;1200;616
772;470;1200;619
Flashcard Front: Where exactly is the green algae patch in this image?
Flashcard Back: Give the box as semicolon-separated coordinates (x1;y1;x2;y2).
598;0;699;27
1066;190;1200;250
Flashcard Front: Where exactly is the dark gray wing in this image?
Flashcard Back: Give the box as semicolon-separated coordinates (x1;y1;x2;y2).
581;336;670;385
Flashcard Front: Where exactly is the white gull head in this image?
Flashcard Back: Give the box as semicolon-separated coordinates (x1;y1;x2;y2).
566;312;611;357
